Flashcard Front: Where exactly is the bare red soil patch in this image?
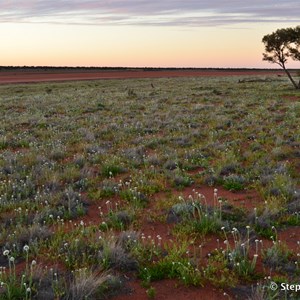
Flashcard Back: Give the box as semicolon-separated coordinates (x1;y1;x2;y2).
163;185;262;211
0;69;281;84
282;95;300;102
112;278;229;300
278;226;300;252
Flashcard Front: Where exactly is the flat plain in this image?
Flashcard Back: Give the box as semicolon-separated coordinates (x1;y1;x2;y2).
0;73;299;299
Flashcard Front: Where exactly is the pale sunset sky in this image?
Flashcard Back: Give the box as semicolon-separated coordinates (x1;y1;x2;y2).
1;1;300;68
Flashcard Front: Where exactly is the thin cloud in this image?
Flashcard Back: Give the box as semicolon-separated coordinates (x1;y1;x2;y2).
0;0;300;26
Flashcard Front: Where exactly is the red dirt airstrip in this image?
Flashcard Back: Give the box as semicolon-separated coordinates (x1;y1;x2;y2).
0;69;282;84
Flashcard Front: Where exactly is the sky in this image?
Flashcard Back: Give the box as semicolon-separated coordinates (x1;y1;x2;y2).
0;0;300;68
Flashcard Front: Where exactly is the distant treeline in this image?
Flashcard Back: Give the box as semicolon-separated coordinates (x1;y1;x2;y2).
0;66;287;72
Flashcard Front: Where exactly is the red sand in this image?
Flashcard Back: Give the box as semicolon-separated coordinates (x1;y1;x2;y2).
0;69;280;84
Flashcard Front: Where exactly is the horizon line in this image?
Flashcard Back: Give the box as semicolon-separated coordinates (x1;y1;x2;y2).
0;66;297;70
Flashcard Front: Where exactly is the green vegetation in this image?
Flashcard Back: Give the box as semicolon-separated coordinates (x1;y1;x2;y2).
262;25;300;89
0;74;299;299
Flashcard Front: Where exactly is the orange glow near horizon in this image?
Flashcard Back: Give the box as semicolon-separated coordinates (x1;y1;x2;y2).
1;22;299;68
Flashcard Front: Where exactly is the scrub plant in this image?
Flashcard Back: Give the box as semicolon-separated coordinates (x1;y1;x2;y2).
262;239;294;272
138;238;203;287
171;190;226;236
0;246;38;299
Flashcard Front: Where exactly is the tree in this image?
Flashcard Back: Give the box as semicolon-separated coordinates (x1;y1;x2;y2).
262;26;300;89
